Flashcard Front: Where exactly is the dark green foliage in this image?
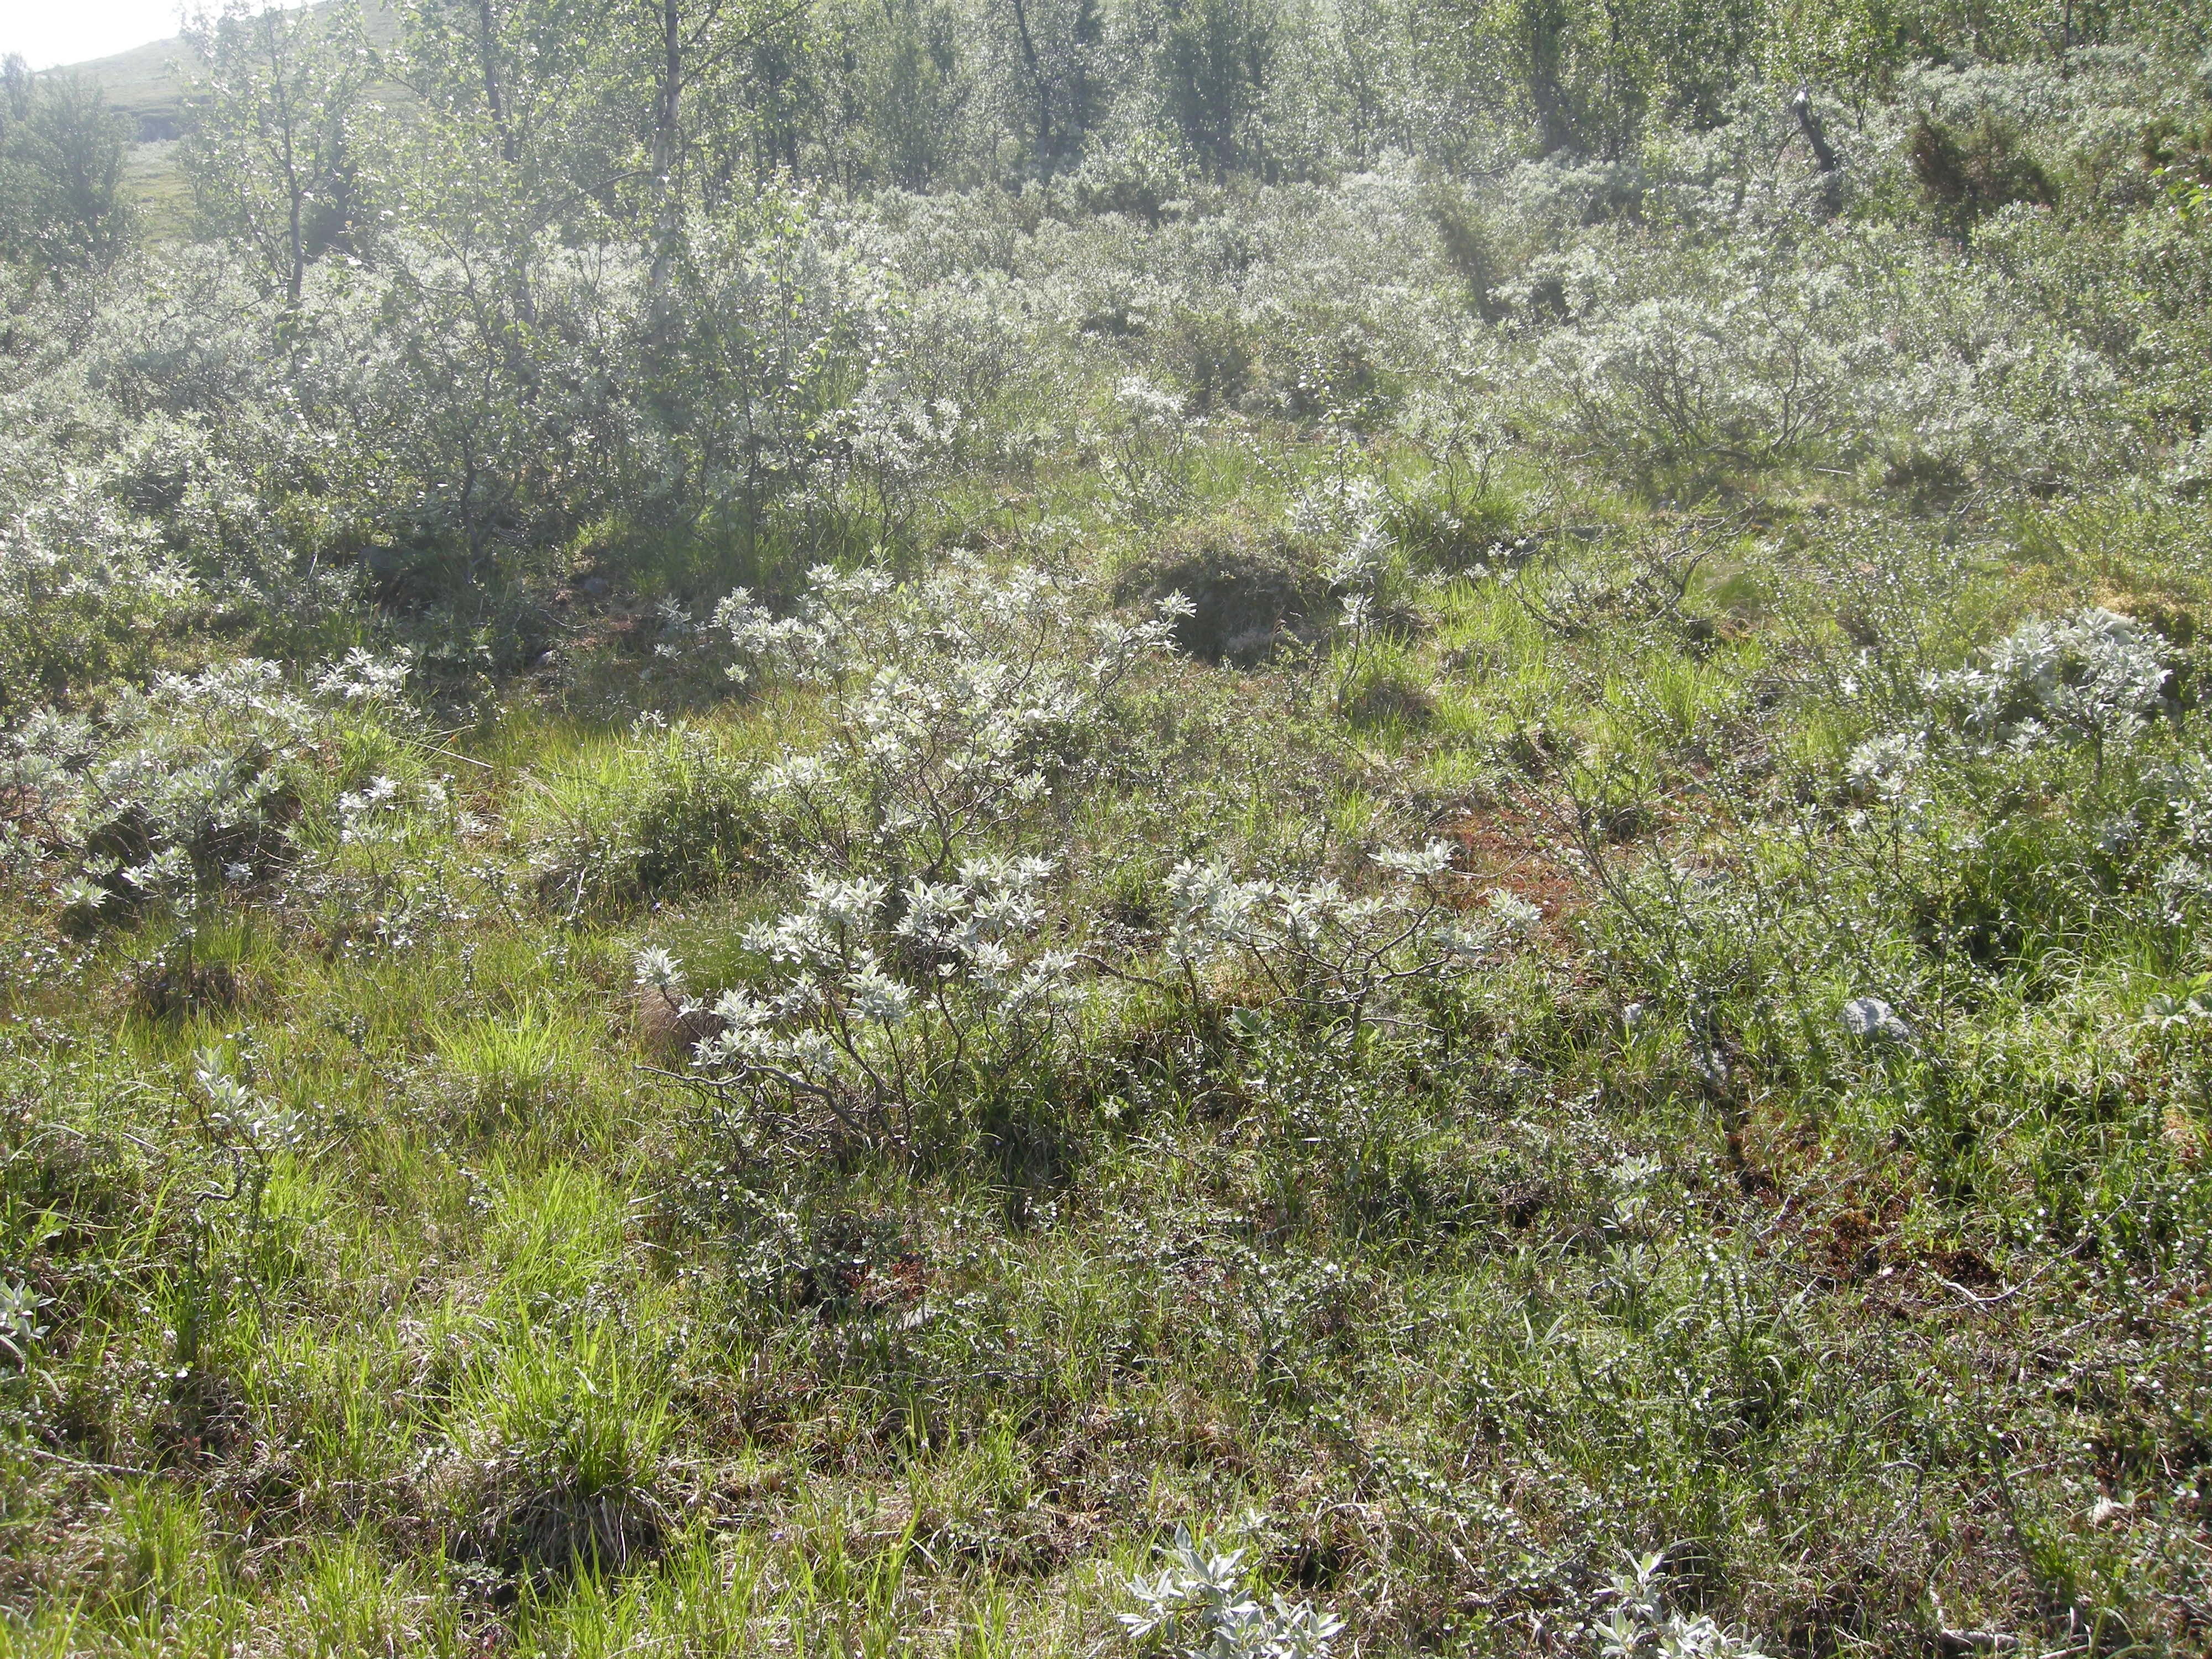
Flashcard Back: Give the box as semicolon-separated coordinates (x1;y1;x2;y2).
1910;108;2057;233
0;62;134;275
1118;518;1324;664
1157;0;1274;176
993;0;1109;174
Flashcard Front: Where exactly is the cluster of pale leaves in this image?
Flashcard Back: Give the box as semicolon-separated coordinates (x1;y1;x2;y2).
1162;841;1536;1022
1120;1525;1343;1659
716;559;1180;876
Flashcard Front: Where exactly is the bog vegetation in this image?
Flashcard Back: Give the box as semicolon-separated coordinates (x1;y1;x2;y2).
3;0;2212;1651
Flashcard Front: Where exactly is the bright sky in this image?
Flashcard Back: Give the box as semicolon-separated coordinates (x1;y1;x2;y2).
1;0;189;69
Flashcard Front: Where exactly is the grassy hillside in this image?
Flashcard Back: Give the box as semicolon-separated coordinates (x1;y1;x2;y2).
62;35;191;142
51;0;401;232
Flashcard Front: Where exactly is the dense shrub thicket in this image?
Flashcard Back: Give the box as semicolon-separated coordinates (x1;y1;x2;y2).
4;1;2212;1655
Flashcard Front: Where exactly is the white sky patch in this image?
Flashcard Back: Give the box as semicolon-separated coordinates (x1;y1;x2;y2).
0;0;314;73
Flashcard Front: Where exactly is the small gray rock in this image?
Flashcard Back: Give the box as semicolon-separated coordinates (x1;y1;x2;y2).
1841;997;1913;1044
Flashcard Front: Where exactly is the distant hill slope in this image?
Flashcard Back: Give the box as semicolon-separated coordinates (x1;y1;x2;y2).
56;1;403;140
53;1;402;233
64;33;194;142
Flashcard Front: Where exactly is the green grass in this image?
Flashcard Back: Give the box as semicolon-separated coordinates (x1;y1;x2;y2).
9;82;2212;1655
7;501;2210;1647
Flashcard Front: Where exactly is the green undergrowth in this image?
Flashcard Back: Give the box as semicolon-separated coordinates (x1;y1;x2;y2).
6;474;2212;1655
8;39;2212;1651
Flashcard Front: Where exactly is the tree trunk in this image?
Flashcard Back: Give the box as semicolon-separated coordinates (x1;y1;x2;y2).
648;0;684;318
1006;0;1054;168
475;0;518;164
